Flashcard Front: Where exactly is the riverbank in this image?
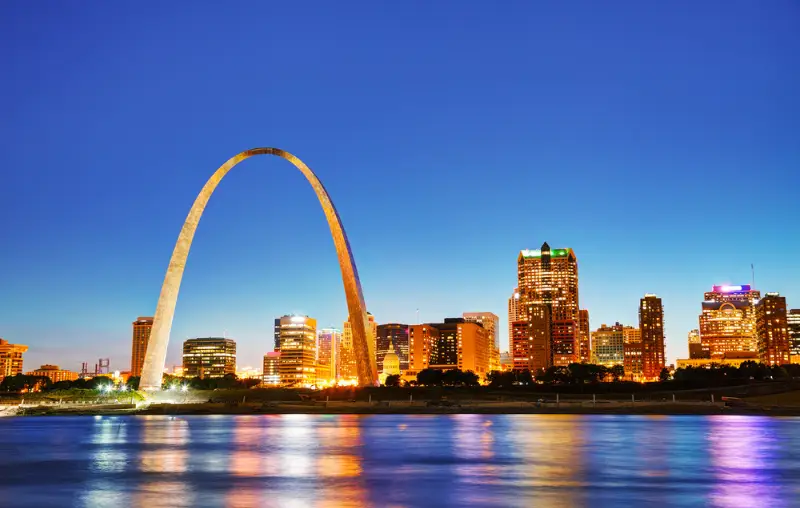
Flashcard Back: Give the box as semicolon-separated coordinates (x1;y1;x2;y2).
7;399;800;417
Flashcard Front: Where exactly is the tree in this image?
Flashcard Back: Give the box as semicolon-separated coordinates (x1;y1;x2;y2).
517;369;534;385
461;370;480;387
417;368;443;386
126;376;140;390
384;374;401;387
609;365;625;382
442;369;463;386
659;368;670;382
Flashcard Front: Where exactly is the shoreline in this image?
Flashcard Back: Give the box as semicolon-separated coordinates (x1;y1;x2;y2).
6;401;800;417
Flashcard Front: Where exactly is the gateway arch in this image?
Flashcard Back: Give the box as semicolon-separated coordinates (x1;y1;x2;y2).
139;148;377;390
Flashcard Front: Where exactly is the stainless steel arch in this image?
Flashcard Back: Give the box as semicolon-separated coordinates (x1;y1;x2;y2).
139;148;377;390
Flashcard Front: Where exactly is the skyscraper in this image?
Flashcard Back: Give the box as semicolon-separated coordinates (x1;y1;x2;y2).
340;313;376;382
376;324;409;372
511;304;550;373
131;316;153;377
463;312;499;371
578;309;591;363
508;287;519;353
182;338;236;378
788;310;800;361
317;328;341;383
0;338;28;382
699;285;760;358
687;329;706;359
517;242;579;367
408;319;490;377
755;293;790;366
276;315;317;387
640;294;665;380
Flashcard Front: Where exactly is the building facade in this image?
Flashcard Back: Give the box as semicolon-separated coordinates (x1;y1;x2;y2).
640;294;665;380
340;313;376;382
787;309;800;361
517;242;580;368
408;319;490;377
578;309;591;363
687;329;706;359
182;338;236;378
263;352;281;386
376;324;409;372
592;323;626;369
317;328;341;384
26;365;79;383
511;304;550;373
130;316;153;377
699;285;761;359
508;288;520;355
275;315;317;387
0;338;28;381
463;312;500;371
623;327;643;381
755;293;790;366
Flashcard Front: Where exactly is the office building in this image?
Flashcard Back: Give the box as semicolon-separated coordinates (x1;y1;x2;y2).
182;338;236;378
517;242;580;367
578;309;591;363
408;318;490;377
376;324;409;372
500;351;513;371
26;364;79;383
263;352;281;386
131;316;154;377
756;293;790;366
463;312;499;371
787;309;800;361
508;288;520;357
0;338;28;381
687;329;706;359
273;318;281;352
511;304;550;372
317;328;341;383
340;313;376;382
640;294;665;380
592;323;626;369
275;315;317;387
699;285;760;359
623;327;643;381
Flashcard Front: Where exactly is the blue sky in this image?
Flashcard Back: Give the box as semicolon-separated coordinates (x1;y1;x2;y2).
1;1;798;372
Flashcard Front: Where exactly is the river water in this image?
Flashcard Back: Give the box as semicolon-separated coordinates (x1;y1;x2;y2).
0;414;799;507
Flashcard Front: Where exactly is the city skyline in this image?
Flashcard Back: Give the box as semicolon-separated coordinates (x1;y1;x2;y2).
2;2;798;372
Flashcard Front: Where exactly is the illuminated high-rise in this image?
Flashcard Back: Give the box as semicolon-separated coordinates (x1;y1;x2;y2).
517;242;579;367
788;310;800;361
623;326;643;381
131;316;153;377
340;313;376;382
592;323;626;369
511;304;549;373
409;318;490;377
508;288;520;352
687;329;706;359
376;324;409;372
640;294;665;380
699;285;760;358
317;328;341;383
182;338;236;378
755;293;790;366
463;312;499;371
276;315;317;387
262;352;281;386
0;338;28;381
578;309;591;363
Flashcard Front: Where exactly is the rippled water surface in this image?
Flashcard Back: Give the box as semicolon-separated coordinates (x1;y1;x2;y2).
1;414;799;507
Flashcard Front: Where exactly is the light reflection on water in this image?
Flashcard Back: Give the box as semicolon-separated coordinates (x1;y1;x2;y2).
1;414;799;507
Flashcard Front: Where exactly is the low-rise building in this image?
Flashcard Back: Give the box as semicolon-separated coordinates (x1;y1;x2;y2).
26;365;79;383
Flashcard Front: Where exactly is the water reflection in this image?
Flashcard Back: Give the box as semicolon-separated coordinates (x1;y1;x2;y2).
1;414;799;508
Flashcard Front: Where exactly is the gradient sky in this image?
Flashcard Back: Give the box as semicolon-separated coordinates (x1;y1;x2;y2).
1;1;798;372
